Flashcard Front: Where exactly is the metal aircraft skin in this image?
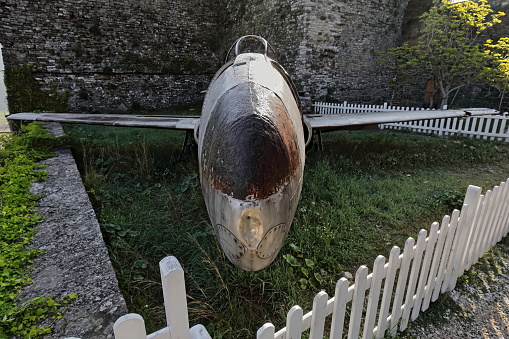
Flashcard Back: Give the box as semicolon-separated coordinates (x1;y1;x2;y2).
7;36;499;271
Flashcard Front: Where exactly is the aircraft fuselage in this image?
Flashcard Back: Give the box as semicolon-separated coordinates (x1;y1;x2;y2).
198;51;305;271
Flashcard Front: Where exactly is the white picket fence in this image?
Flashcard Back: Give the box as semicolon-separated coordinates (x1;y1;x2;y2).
312;100;509;141
380;115;509;142
109;180;509;339
312;101;433;114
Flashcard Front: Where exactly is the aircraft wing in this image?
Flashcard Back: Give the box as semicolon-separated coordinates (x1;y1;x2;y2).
8;107;500;133
304;108;500;131
6;113;200;130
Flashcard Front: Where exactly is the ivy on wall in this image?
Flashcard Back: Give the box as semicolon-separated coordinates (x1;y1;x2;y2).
4;64;68;114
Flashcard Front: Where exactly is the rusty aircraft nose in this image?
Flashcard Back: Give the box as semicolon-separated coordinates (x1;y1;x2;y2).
199;80;304;271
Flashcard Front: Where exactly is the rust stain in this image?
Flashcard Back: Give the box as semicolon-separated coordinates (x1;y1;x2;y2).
202;82;300;200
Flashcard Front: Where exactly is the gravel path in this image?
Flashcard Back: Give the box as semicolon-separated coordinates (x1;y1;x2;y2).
405;236;509;338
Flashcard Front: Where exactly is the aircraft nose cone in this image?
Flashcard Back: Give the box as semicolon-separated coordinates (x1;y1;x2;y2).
199;79;304;271
212;206;290;271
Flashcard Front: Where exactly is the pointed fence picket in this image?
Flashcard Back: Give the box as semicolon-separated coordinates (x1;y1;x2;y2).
76;179;509;339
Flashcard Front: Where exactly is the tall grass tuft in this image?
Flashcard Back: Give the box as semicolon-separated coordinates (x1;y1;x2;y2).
63;124;509;337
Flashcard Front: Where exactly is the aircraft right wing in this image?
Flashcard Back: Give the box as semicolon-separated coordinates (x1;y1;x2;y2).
303;108;500;132
6;113;200;130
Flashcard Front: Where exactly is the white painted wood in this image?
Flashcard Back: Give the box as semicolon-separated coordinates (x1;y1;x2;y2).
476;190;499;254
147;327;170;339
469;191;490;268
309;291;328;339
400;229;427;331
422;216;450;310
458;186;483;276
446;202;472;292
380;115;509;141
256;323;275;339
436;210;460;299
363;256;386;339
500;180;509;237
160;256;191;339
286;306;303;339
484;118;492;140
190;325;212;339
411;223;439;320
301;310;313;332
389;238;415;336
375;247;400;338
499;118;508;141
496;180;509;241
492;182;507;243
113;314;147;339
488;185;505;247
348;266;369;339
330;278;350;339
493;182;507;243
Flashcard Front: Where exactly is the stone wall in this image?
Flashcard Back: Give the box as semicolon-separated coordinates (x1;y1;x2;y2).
0;0;221;112
2;0;505;112
293;0;409;104
19;122;128;338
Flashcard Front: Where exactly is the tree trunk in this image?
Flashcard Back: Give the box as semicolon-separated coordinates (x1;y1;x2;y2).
440;96;448;109
438;82;449;109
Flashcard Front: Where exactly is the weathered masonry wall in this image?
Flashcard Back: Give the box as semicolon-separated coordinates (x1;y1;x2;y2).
0;0;221;112
187;0;410;105
0;0;410;111
8;0;507;111
293;0;409;103
19;123;128;338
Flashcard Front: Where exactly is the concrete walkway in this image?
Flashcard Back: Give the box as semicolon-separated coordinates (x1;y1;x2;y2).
18;123;128;338
0;112;10;133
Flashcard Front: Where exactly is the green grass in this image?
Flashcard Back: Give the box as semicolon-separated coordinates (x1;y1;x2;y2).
62;124;509;337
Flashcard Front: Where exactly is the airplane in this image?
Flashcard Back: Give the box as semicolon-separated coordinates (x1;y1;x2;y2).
7;35;499;271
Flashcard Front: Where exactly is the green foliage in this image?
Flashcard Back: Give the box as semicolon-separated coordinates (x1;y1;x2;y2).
0;122;75;338
381;0;506;108
283;246;323;290
4;64;69;113
484;37;509;110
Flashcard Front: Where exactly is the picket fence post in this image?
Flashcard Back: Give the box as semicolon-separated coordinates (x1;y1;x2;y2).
348;266;368;338
329;278;350;339
113;256;212;339
113;314;147;339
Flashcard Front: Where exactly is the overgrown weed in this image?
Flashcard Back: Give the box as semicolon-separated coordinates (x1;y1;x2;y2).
63;125;509;337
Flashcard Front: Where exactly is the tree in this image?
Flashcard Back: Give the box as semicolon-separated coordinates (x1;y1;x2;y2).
382;0;505;109
484;37;509;111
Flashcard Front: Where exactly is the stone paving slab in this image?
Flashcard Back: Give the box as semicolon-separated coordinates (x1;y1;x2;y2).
18;123;128;338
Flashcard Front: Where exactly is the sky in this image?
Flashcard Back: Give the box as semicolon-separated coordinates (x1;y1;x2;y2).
0;44;8;114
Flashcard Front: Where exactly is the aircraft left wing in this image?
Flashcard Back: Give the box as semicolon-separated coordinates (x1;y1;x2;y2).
6;113;200;130
303;108;500;131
